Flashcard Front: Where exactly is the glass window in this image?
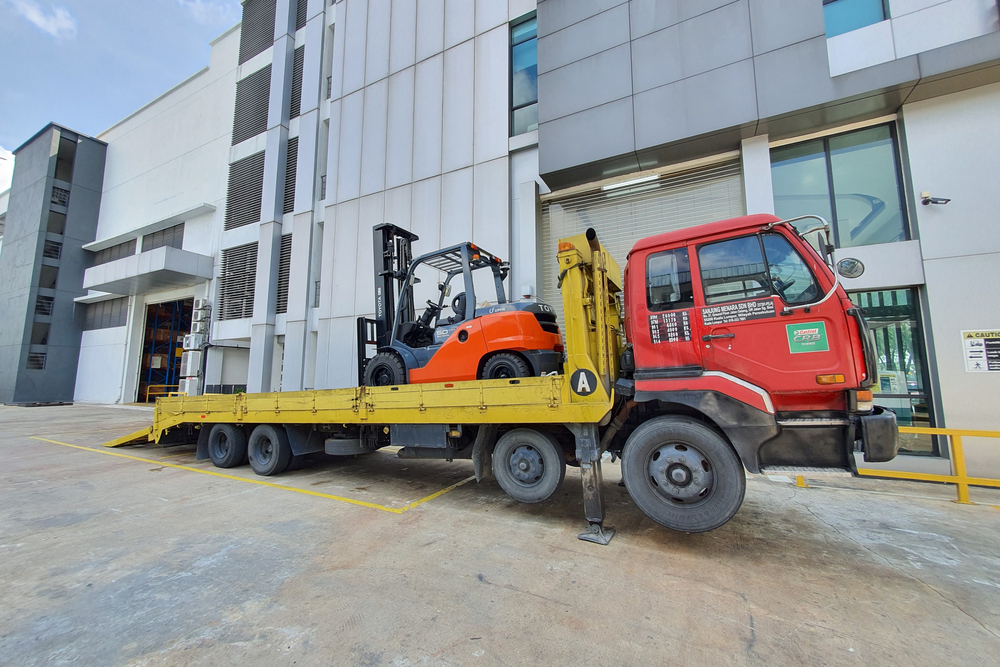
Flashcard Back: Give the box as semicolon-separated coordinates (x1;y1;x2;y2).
510;16;537;136
771;124;907;249
647;248;693;311
849;288;935;455
761;234;820;305
822;0;889;38
698;235;770;305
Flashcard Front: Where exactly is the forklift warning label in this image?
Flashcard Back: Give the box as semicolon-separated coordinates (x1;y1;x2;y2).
649;311;692;343
701;298;776;327
962;330;1000;372
786;321;830;354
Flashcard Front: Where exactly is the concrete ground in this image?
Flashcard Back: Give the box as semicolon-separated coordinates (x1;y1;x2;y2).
1;405;999;666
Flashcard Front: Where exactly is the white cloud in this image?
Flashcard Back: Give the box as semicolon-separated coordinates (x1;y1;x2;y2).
8;0;77;39
175;0;241;26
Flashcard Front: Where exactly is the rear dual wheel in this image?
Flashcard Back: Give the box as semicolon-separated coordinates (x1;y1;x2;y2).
493;429;566;503
621;416;745;533
247;424;292;476
208;424;247;468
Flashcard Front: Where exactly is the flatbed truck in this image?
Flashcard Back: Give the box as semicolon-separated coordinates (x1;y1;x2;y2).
106;214;899;544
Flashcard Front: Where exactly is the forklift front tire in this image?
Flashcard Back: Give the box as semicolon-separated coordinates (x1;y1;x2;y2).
364;351;407;386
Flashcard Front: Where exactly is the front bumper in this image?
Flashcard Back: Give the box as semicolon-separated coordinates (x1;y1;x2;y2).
854;405;900;463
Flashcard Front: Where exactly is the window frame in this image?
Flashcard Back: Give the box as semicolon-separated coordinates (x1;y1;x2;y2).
509;12;538;137
645;246;695;313
770;122;911;249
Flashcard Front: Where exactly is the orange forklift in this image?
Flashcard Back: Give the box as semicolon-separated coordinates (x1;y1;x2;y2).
358;224;563;386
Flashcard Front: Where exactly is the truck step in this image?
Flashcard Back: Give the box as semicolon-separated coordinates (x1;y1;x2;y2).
760;466;852;477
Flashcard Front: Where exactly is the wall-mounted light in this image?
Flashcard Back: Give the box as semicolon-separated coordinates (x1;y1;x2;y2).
920;191;951;205
601;175;659;191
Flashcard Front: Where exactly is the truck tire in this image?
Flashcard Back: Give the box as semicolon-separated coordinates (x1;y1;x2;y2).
621;416;745;533
480;353;531;379
364;351;407;386
493;428;566;503
208;423;247;468
247;424;292;476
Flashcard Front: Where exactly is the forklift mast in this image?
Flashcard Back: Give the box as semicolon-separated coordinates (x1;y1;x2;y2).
372;224;419;348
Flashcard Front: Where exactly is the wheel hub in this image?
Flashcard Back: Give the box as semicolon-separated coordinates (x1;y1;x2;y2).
509;445;543;484
647;443;713;504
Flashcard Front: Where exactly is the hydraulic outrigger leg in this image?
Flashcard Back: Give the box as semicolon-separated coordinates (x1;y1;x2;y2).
569;424;615;545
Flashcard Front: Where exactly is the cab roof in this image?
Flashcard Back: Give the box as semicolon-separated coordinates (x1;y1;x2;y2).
628;214;782;258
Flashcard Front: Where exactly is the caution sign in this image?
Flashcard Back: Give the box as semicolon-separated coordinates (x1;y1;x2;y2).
786;321;830;354
962;330;1000;372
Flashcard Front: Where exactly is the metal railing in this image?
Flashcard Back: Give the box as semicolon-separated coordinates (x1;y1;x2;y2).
145;384;179;402
856;426;1000;503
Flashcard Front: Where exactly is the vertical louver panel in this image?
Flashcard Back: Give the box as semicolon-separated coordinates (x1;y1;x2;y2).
275;234;293;314
224;151;266;230
83;297;130;330
290;46;304;119
239;0;276;65
232;65;271;145
219;243;259;320
283;137;298;215
295;0;308;30
141;223;184;252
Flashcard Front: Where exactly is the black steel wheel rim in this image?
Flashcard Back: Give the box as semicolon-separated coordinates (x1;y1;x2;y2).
371;364;394;386
258;438;274;464
490;363;515;379
645;442;715;506
508;444;544;485
213;433;230;459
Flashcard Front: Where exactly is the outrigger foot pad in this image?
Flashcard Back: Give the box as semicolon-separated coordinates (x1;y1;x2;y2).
577;522;615;545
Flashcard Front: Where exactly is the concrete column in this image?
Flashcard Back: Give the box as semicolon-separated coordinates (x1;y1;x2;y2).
248;220;283;392
740;134;775;215
513;180;540;299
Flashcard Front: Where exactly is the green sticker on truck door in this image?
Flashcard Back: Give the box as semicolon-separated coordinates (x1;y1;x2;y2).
786;321;830;354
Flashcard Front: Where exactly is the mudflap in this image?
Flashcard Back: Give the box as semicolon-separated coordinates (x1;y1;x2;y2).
567;423;615;545
196;425;211;461
472;425;499;482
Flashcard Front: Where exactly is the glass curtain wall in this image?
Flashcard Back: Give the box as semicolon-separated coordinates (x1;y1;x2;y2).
823;0;889;38
510;16;538;136
771;124;908;248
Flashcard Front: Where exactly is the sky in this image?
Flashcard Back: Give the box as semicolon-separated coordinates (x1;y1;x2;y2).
0;0;243;160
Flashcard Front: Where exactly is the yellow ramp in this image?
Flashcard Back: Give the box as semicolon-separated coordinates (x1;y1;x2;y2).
103;426;153;448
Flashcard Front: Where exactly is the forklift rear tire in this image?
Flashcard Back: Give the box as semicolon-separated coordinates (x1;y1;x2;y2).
480;353;531;380
621;416;745;533
364;351;407;386
493;428;566;503
208;424;248;468
248;424;292;476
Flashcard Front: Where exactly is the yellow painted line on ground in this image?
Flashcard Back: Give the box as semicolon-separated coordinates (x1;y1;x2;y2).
30;437;474;515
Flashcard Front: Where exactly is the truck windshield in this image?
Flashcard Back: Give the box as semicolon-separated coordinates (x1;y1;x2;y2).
698;233;820;306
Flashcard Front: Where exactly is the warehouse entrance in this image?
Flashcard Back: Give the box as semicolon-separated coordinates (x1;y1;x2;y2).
137;298;193;402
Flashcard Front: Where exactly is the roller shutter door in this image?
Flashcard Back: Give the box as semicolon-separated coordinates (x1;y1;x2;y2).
540;160;746;323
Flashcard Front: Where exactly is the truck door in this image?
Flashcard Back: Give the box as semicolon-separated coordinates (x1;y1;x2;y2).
695;231;856;404
632;246;703;374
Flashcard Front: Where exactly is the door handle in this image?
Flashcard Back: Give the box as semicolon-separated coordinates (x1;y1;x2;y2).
702;333;735;342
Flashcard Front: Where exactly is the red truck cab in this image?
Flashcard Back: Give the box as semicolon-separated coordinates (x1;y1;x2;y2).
620;214;897;474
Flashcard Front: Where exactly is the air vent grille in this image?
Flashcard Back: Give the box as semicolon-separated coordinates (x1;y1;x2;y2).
142;223;184;252
296;0;308;31
27;353;47;370
219;242;259;320
35;295;55;316
84;297;129;330
275;234;293;314
239;0;276;64
42;240;62;260
232;65;271;145
93;239;136;266
284;137;298;215
290;46;304;119
224;151;266;230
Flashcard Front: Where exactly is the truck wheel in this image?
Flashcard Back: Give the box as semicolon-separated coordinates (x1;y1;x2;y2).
208;424;247;468
364;351;407;386
493;429;566;503
481;353;531;379
248;424;292;476
621;416;745;533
